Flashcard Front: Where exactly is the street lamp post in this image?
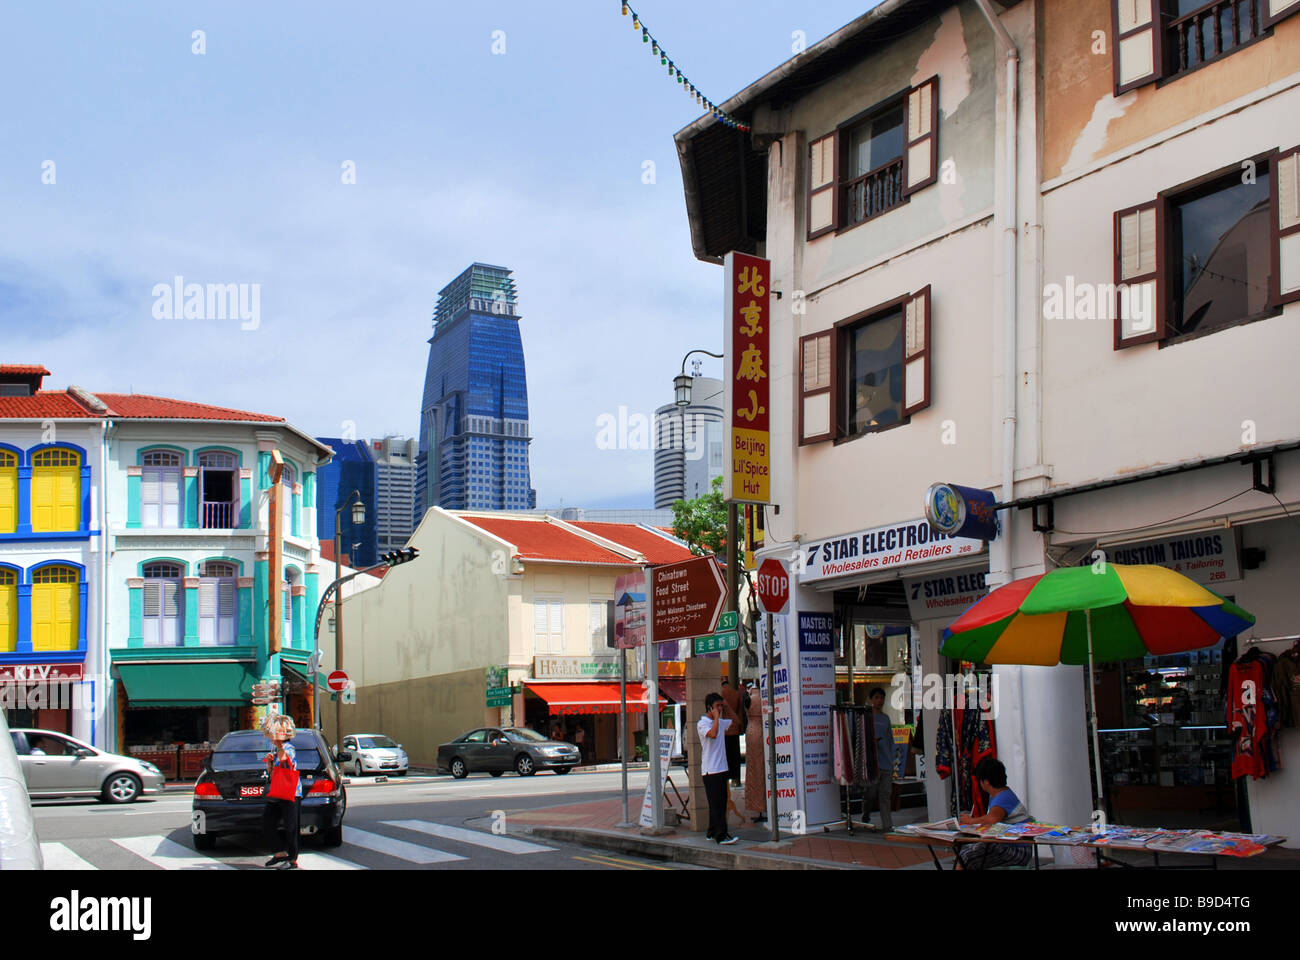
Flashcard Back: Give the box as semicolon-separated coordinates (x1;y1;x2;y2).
334;491;365;747
674;350;740;682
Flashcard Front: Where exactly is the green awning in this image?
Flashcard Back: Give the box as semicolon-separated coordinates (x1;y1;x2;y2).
118;662;256;707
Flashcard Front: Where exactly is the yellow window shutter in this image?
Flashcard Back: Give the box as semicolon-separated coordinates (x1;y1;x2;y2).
55;466;80;531
31;469;54;531
0;576;16;653
53;581;78;651
0;460;16;533
32;583;52;650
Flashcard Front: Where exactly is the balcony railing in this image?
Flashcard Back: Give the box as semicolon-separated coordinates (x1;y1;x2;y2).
1166;0;1263;75
843;158;905;228
201;501;235;529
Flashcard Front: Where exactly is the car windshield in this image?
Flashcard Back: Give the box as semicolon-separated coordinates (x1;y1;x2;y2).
210;732;325;772
504;728;549;743
358;736;397;749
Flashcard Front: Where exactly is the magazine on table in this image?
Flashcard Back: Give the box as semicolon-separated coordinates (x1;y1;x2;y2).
1086;827;1168;849
1034;826;1095;845
896;817;962;839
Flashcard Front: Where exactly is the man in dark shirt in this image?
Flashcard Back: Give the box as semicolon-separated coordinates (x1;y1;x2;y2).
863;687;895;832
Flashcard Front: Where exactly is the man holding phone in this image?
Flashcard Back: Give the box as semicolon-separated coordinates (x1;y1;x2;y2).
698;692;739;844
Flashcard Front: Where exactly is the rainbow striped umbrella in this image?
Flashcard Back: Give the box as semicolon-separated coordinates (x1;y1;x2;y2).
940;563;1254;808
940;563;1254;665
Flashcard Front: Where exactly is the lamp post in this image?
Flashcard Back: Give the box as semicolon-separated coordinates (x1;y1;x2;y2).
334;491;365;747
674;350;739;683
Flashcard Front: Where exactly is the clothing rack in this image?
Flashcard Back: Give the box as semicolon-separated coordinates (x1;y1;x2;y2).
1242;635;1300;646
828;703;875;835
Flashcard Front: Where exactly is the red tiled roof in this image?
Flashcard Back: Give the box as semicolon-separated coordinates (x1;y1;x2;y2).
458;516;635;565
94;394;283;422
0;365;51;376
0;388;285;423
569;522;695;564
0;390;100;419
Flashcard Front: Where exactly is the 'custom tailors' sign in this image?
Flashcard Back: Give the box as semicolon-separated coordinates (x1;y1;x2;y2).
800;518;984;583
723;251;771;504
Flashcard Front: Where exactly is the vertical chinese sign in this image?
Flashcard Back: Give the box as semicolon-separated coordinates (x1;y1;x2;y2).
723;252;771;504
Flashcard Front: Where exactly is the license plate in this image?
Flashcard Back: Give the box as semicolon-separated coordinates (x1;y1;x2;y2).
240;785;263;797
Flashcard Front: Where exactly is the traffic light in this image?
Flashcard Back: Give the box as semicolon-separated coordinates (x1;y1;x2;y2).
381;547;419;567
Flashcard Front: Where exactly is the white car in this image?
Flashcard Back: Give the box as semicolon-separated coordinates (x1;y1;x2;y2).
337;734;408;777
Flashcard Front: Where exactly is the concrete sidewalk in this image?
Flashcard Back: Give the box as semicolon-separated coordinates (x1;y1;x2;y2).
509;794;951;870
512;794;1300;871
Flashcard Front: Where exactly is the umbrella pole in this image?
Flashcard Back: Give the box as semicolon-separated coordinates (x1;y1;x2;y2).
1086;609;1105;817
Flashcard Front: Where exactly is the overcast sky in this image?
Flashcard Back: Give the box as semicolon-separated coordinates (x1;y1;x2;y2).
0;1;877;508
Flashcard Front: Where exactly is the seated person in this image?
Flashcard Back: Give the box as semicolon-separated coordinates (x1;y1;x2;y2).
953;757;1033;870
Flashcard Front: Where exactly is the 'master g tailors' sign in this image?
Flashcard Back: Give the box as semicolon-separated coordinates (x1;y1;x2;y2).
724;252;771;504
924;482;999;541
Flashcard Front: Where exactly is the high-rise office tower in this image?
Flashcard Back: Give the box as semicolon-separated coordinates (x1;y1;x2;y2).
372;435;417;551
654;375;724;508
416;263;536;516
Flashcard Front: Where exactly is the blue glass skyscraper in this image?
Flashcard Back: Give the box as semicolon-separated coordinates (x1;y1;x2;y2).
416;263;536;516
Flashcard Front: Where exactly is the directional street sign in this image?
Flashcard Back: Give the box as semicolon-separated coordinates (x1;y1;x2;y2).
651;555;727;643
694;631;739;655
717;611;738;631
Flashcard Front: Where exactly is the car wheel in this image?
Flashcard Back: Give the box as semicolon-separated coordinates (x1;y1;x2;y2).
193;831;217;851
515;754;536;777
489;770;504;778
321;825;344;847
352;760;363;777
450;757;468;779
102;773;142;804
554;767;571;775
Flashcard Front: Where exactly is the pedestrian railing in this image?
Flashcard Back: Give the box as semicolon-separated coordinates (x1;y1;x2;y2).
0;712;44;870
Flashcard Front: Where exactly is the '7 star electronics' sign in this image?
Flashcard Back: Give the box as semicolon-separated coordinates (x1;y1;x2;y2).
724;252;770;505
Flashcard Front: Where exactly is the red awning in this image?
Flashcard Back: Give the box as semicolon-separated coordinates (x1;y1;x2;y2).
524;681;666;716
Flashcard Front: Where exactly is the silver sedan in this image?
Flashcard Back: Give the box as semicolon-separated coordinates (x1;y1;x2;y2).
9;729;165;803
337;733;409;777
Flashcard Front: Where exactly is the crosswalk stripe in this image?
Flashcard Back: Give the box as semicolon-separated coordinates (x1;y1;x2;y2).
342;826;465;864
40;842;98;870
381;819;555;855
112;836;236;870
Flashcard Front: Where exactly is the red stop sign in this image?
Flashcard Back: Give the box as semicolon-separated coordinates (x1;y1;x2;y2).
755;558;790;614
326;670;349;692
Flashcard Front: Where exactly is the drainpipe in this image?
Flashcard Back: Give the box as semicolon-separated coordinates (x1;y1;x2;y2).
973;0;1027;800
99;419;112;750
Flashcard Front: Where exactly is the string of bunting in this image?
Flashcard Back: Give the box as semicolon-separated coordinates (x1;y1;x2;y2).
620;1;750;131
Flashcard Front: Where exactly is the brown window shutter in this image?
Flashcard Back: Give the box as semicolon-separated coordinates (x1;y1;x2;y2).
808;132;839;239
903;77;939;196
1113;198;1166;348
1112;0;1163;96
798;331;833;444
901;286;932;416
1264;0;1300;26
1274;144;1300;307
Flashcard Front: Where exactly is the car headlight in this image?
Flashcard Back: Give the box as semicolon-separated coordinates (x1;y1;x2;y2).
543;747;566;757
140;762;161;774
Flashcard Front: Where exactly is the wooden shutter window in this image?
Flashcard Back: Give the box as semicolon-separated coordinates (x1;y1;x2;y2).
901;286;933;416
903;77;939;196
0;453;16;534
1114;199;1165;348
808;132;838;239
799;331;833;444
1112;0;1162;96
1264;0;1300;27
1274;145;1300;306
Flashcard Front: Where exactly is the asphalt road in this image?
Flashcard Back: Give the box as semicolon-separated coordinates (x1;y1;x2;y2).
29;768;699;871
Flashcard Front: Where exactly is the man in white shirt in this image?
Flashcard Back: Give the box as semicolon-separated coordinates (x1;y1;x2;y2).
698;693;739;844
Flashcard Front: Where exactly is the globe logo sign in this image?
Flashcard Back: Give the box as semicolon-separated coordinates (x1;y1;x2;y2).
925;482;966;535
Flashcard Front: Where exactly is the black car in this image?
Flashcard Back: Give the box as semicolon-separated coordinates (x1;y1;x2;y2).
191;728;349;850
436;727;580;778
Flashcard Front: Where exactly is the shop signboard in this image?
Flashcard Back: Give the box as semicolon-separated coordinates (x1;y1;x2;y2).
903;569;989;621
723;251;771;504
614;570;647;649
486;665;512;707
800;518;984;584
1077;530;1241;585
758;615;801;828
923;482;999;541
0;664;84;682
638;727;677;828
796;613;838;824
531;656;623;680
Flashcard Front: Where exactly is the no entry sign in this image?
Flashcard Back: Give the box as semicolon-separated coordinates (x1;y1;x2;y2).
755;558;790;615
326;670;349;692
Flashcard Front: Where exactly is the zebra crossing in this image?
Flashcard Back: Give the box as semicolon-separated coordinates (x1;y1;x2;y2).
38;820;563;871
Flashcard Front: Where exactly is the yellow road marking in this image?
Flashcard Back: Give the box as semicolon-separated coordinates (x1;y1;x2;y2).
596;854;671;870
572;853;671;871
572;855;639;870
